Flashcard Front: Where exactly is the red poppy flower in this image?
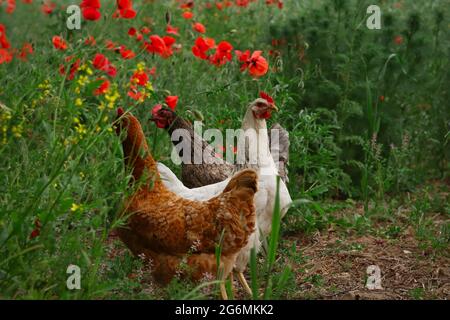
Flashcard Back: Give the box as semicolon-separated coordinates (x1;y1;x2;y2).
127;88;144;101
81;7;101;21
180;0;194;9
166;25;179;36
92;53;109;70
106;64;117;77
114;0;136;19
22;42;34;55
148;66;157;77
182;11;193;19
131;70;149;86
80;0;101;10
60;56;81;80
209;41;233;66
29;229;40;239
41;1;56;15
192;36;215;60
105;40;117;50
80;0;101;21
29;218;42;240
394;35;403;45
18;42;33;61
128;27;137;36
247;51;268;77
93;78;110;95
165;95;178;110
193;22;206;34
84;35;96;46
144;35;176;58
235;0;251;7
6;0;16;14
0;24;11;49
92;53;117;76
235;50;249;65
266;0;283;9
140;26;151;34
128;28;144;41
0;48;13;64
52;36;68;51
119;46;135;59
235;50;268;77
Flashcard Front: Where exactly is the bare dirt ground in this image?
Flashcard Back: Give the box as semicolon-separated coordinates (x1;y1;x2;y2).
108;226;449;299
286;231;449;300
283;184;450;300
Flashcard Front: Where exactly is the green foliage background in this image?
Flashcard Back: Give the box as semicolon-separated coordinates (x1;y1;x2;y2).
0;0;448;299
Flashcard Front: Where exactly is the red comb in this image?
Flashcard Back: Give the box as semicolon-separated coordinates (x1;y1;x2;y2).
260;91;274;104
151;104;163;116
117;107;124;117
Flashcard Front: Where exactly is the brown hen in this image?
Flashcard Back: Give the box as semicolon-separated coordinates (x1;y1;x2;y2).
114;109;257;299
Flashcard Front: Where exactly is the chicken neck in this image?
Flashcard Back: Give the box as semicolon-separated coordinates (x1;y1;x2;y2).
121;115;162;186
241;108;278;174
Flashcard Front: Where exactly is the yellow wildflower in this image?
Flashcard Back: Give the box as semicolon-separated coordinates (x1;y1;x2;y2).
70;203;82;212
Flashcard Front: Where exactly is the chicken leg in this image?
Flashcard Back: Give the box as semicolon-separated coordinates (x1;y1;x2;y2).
220;282;228;300
229;272;236;297
237;272;253;296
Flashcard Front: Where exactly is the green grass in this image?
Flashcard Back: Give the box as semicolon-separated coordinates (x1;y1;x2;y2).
0;0;449;299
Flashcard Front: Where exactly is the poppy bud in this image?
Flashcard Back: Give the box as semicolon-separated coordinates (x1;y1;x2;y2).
192;109;204;122
165;11;171;25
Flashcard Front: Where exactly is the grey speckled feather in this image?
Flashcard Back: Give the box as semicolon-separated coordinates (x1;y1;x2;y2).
167;116;233;188
269;123;290;184
165;115;290;187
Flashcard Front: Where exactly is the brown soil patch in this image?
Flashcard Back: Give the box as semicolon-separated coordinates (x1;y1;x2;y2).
287;230;449;300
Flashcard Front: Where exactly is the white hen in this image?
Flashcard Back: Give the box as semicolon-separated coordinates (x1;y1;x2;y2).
157;97;292;295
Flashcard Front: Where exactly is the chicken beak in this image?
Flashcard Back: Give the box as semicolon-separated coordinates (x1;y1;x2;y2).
270;104;279;112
